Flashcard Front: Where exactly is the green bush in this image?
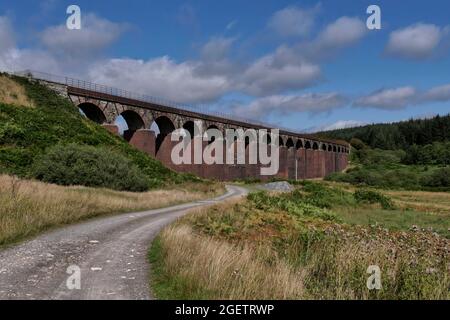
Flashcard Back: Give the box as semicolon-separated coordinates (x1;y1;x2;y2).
353;189;394;210
32;144;149;192
421;167;450;188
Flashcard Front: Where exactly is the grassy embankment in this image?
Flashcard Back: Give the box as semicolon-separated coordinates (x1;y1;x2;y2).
149;181;450;300
0;73;197;188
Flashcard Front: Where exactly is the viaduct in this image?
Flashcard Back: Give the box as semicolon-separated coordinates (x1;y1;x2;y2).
23;71;349;181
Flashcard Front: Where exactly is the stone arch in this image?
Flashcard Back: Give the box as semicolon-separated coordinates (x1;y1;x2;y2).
312;142;319;150
321;143;327;151
328;145;333;152
296;139;304;149
153;116;176;154
182;120;202;139
205;124;220;144
305;141;312;149
333;145;337;152
278;136;285;147
286;138;295;149
120;110;145;141
78;102;106;124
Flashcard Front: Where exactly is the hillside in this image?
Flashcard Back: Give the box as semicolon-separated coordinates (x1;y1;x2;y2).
0;73;196;190
318;114;450;150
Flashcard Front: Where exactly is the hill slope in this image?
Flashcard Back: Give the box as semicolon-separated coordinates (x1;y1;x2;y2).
0;73;196;189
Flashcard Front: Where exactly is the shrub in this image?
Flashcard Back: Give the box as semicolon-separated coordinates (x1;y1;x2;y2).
421;167;450;188
32;143;149;192
353;189;394;210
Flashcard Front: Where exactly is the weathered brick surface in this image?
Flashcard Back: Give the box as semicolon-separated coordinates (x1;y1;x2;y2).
129;130;156;156
102;124;119;136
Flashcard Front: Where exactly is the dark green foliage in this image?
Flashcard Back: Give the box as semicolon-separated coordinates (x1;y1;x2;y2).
32;144;149;192
354;189;394;210
326;142;450;191
420;167;450;188
319;114;450;150
403;142;450;165
0;74;198;189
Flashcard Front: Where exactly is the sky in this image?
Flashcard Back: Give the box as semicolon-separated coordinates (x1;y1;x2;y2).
1;0;450;132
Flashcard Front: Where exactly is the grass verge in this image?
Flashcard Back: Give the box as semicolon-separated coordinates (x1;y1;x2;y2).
0;175;224;246
149;181;450;300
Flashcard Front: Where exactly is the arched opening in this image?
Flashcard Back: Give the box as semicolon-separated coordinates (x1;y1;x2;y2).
118;110;145;142
286;138;294;149
328;145;332;152
296;139;304;149
182;121;196;139
151;116;176;154
333;145;337;152
78;103;106;124
312;142;319;150
321;143;327;151
278;137;284;147
338;146;341;153
205;125;220;145
305;141;312;149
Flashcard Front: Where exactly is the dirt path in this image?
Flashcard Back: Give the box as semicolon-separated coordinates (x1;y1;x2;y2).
0;185;247;300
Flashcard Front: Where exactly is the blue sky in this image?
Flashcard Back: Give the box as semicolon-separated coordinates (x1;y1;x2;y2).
1;0;450;132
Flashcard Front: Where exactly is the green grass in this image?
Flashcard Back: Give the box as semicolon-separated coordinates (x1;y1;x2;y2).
0;74;198;188
335;207;450;238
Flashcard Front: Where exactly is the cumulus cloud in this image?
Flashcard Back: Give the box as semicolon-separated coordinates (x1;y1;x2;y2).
385;23;450;60
292;16;367;61
238;52;322;96
268;5;320;37
40;14;127;59
355;83;450;110
232;92;348;119
422;84;450;102
354;87;417;109
87;56;230;104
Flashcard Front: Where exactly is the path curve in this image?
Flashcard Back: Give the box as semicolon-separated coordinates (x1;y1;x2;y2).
0;185;247;300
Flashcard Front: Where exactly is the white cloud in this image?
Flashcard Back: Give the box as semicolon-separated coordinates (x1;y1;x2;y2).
233;92;348;119
238;46;322;96
268;5;319;37
319;120;367;131
385;23;449;60
316;16;367;50
294;16;368;61
40;14;127;59
354;87;417;109
355;83;450;110
87;56;230;104
422;84;450;102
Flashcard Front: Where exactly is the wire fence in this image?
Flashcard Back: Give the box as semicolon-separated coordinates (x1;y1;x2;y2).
14;70;311;135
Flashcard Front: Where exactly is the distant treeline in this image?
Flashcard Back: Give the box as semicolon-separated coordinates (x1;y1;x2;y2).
318;114;450;150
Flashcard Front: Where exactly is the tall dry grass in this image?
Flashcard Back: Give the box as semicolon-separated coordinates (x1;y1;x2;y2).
0;75;35;107
0;175;223;245
157;225;304;299
153;193;450;300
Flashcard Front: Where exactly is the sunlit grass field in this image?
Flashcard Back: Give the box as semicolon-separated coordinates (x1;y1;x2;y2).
150;181;450;300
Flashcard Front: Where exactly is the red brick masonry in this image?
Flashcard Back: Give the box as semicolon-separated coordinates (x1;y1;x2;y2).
105;126;349;181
